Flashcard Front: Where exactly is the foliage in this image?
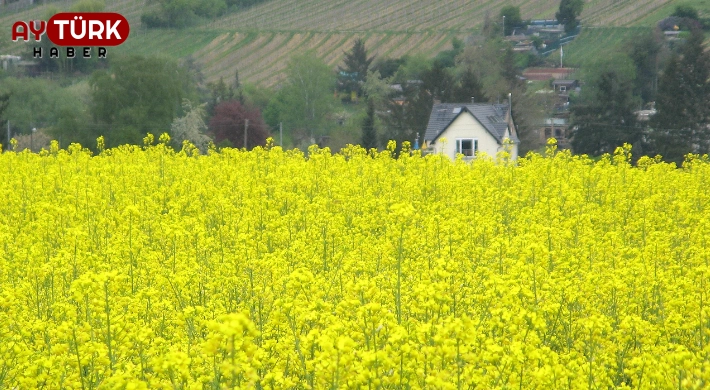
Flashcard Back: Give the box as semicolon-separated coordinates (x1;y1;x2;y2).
0;78;83;138
627;29;664;103
672;4;699;20
393;53;431;83
451;66;487;103
267;52;335;141
650;28;710;164
362;69;393;107
141;0;228;28
372;57;406;79
458;39;528;104
337;38;374;97
556;0;584;33
171;100;212;151
89;55;185;148
571;71;642;156
432;38;464;68
1;144;710;388
206;73;243;117
500;5;524;36
208;100;268;149
360;98;377;149
421;60;455;102
0;92;9;124
379;82;431;152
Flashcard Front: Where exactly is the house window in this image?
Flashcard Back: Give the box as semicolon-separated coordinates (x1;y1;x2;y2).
559;86;567;92
554;128;562;138
456;139;477;157
544;128;552;138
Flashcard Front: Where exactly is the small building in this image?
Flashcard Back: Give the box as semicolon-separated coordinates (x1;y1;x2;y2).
423;103;519;161
540;118;571;149
552;79;578;93
0;55;21;71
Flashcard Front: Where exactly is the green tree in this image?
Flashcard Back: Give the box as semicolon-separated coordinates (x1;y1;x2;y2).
269;53;335;141
433;38;465;68
0;77;81;137
452;66;487;103
556;0;584;33
337;38;374;97
650;29;710;164
379;82;431;152
500;46;523;91
393;53;431;83
628;30;663;103
362;69;393;107
421;60;455;102
570;70;642;156
500;5;524;36
458;39;516;101
0;92;9;147
672;4;699;20
89;55;185;147
361;98;377;149
371;57;406;79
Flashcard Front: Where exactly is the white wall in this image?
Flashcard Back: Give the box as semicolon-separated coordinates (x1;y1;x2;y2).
431;112;518;160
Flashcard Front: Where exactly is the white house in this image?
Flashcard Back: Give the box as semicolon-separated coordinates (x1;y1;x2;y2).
423;103;519;160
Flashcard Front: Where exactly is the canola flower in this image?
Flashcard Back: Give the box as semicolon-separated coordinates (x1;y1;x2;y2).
0;137;709;389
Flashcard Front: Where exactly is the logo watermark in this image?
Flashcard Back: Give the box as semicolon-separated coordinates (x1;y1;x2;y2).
12;13;129;59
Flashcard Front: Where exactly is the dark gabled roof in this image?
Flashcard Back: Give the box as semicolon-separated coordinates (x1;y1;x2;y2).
552;79;578;86
424;103;518;144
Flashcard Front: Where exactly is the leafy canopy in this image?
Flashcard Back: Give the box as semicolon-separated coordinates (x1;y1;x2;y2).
556;0;584;33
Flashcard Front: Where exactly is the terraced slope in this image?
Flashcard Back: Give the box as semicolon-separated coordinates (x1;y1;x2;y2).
0;0;703;86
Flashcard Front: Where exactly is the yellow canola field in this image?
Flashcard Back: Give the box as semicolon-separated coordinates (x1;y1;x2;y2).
0;139;709;389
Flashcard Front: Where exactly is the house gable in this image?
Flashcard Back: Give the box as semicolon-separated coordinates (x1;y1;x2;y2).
431;109;502;145
424;103;518;146
432;112;507;159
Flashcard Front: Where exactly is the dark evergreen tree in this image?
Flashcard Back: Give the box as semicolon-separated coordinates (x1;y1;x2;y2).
433;38;465;68
650;28;710;164
452;67;487;103
556;0;584;33
361;98;377;149
672;4;699;20
570;71;642;156
421;60;455;102
500;5;524;36
0;93;9;121
337;38;375;97
500;47;523;92
629;30;663;103
372;57;406;79
379;82;432;153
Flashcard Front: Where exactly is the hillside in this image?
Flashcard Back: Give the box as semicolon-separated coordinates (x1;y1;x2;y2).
0;0;702;86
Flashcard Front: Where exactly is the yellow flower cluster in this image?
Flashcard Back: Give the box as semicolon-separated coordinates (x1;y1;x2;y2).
0;139;709;389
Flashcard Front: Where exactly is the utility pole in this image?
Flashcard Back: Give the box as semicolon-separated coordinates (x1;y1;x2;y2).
560;46;563;68
279;122;283;146
502;15;505;36
244;119;249;149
